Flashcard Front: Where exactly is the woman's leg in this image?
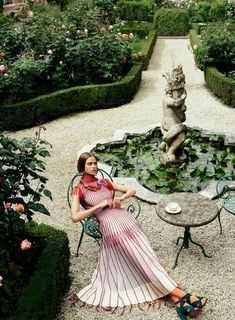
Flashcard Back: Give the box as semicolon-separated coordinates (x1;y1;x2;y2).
169;287;207;306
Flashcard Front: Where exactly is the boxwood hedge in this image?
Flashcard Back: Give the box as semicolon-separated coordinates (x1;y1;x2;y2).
9;223;70;320
154;8;190;36
205;67;235;107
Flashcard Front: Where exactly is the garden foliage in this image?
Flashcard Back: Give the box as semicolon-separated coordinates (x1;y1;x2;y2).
116;0;155;23
204;67;235;106
0;126;52;317
195;24;235;76
0;0;133;104
10;224;70;320
154;8;190;35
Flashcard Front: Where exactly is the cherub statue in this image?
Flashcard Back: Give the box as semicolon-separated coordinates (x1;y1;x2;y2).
160;65;187;165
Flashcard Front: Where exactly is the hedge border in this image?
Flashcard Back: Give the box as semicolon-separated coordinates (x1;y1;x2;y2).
189;29;201;55
9;223;70;320
0;63;143;131
204;67;235;107
189;28;235;107
0;28;158;131
141;29;157;70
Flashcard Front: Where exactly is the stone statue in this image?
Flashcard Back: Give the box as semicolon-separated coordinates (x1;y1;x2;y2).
160;65;187;165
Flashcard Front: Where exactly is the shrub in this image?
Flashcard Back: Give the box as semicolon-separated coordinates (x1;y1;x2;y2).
10;223;70;320
205;67;235;106
154;8;190;36
134;29;157;70
210;0;227;22
192;1;212;23
196;24;235;74
116;0;155;24
0;1;3;14
189;29;200;55
225;2;235;22
0;64;143;131
92;0;117;24
116;21;154;37
0;126;52;318
0;1;132;105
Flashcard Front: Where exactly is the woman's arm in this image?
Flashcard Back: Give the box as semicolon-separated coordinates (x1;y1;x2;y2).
110;182;136;208
71;194;112;223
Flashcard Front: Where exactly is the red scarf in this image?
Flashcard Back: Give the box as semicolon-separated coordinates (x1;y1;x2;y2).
80;173;102;191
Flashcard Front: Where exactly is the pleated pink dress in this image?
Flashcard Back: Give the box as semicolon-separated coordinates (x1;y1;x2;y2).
72;177;177;313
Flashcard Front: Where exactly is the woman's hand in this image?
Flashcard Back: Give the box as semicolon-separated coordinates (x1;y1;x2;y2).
112;197;121;208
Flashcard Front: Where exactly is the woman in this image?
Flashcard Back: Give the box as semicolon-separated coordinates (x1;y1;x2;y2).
70;152;207;319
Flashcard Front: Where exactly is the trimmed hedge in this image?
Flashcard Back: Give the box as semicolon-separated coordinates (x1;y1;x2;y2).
119;22;154;37
0;63;143;131
189;29;235;107
154;8;190;36
204;67;235;107
116;0;155;23
189;29;201;55
191;22;207;34
140;29;157;70
9;223;70;320
8;224;70;320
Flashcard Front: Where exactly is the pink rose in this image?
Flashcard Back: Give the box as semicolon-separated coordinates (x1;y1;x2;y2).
0;65;7;75
4;202;11;209
20;239;32;251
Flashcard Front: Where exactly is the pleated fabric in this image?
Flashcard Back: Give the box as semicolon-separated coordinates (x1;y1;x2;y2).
75;184;177;311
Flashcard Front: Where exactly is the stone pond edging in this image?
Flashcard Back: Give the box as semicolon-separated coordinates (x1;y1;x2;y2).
77;123;235;204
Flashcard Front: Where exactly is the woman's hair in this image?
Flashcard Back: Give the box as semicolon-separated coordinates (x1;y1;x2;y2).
77;152;97;172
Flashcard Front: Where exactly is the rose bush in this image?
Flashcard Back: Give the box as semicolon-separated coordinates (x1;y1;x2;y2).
0;0;133;104
0;125;52;317
196;24;235;75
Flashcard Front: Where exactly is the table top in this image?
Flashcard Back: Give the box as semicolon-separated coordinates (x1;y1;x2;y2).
156;193;219;227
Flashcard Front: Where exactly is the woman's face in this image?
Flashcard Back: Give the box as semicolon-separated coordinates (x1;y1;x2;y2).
84;156;98;175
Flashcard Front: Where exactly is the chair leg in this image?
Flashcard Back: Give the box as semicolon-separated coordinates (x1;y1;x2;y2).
217;207;223;235
76;227;85;257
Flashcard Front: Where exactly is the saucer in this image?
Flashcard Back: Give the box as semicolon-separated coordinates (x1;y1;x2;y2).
165;202;181;215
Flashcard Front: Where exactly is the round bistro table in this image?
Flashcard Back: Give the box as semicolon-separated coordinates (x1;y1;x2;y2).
156;193;219;269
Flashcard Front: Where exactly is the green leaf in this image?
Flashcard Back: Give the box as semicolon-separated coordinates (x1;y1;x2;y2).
43;189;53;200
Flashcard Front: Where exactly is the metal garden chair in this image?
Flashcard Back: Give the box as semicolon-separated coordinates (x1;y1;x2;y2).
216;178;235;234
67;169;141;257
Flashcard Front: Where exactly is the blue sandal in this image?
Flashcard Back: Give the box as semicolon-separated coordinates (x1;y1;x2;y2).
181;293;208;309
176;300;201;320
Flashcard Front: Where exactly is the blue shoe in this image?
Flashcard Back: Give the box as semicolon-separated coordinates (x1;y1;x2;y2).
181;293;208;309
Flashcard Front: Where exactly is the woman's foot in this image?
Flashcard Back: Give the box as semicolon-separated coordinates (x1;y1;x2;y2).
181;293;207;309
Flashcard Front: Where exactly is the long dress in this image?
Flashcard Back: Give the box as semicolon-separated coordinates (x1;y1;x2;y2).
74;180;177;311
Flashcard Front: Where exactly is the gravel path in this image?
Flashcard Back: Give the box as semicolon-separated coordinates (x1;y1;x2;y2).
10;38;235;320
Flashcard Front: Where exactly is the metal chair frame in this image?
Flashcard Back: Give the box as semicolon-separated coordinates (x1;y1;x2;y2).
216;178;235;234
67;169;141;256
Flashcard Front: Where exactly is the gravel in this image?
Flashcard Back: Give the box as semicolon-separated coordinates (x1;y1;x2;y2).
9;38;235;320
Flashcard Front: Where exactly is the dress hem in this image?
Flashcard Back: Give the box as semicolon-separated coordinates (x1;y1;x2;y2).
68;293;170;315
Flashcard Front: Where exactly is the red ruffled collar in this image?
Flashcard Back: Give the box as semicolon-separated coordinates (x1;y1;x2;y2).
80;173;102;191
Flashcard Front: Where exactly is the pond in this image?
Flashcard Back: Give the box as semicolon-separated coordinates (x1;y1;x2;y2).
93;128;235;194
